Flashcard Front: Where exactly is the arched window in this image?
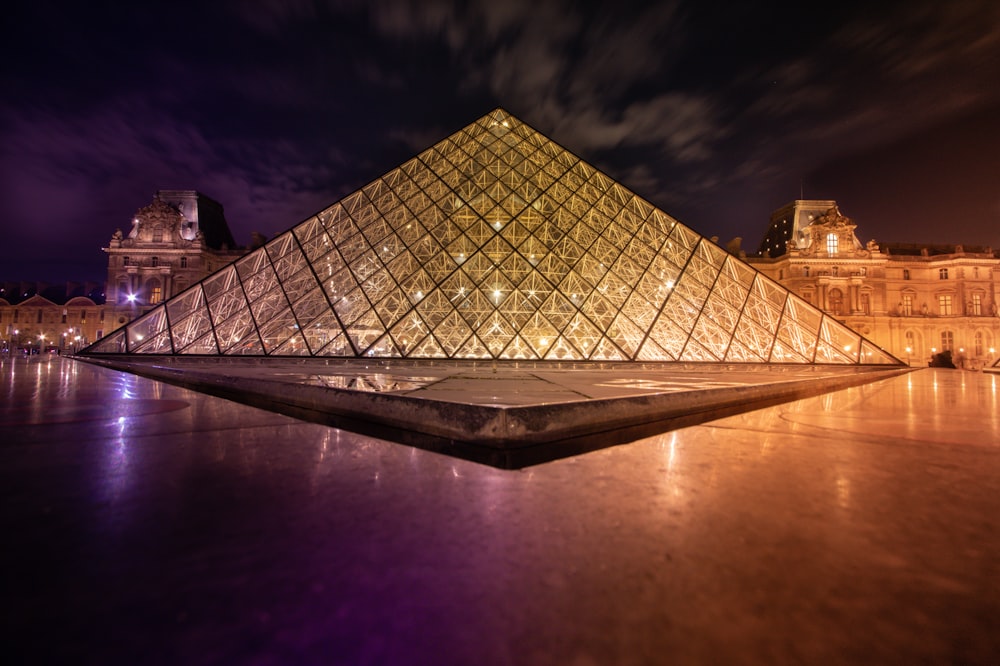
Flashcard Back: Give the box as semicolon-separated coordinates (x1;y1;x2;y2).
146;278;162;304
826;233;839;255
828;288;844;315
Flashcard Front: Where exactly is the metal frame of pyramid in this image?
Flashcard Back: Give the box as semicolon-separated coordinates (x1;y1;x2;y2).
81;109;901;366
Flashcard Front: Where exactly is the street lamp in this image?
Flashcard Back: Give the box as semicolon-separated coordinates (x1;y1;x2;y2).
905;346;912;366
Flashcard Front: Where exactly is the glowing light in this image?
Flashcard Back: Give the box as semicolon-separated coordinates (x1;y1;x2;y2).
126;293;137;303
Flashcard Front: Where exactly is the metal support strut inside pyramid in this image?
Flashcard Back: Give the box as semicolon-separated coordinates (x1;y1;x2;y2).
84;109;900;365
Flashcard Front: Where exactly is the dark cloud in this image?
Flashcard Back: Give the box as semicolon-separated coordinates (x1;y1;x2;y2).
1;0;998;283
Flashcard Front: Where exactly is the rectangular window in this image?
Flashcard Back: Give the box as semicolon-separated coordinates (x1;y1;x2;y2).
939;268;949;280
972;293;982;315
150;286;163;304
123;256;130;267
941;331;954;351
81;311;87;324
100;310;105;323
181;257;188;268
902;295;913;316
826;233;839;255
903;269;910;280
938;294;953;316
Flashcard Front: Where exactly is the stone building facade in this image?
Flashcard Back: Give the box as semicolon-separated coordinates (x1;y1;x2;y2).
748;200;1000;367
104;191;244;328
0;293;105;354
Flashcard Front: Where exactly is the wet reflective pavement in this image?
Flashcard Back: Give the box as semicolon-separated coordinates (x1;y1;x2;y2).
3;356;999;664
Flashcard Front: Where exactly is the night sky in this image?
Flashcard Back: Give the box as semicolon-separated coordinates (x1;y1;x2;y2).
2;0;998;284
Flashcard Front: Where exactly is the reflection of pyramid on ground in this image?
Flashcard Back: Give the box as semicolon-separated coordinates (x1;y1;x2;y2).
85;109;900;365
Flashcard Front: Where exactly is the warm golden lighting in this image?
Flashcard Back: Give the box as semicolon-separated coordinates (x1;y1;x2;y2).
87;109;900;366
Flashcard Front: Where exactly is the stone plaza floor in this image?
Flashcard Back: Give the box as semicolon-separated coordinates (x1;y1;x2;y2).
2;355;999;664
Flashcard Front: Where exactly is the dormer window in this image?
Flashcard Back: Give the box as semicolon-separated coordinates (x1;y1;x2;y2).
826;233;839;256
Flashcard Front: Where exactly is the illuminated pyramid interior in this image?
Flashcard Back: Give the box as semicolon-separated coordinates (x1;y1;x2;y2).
85;109;899;365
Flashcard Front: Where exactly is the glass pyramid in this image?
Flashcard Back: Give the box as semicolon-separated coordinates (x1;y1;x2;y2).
84;109;900;365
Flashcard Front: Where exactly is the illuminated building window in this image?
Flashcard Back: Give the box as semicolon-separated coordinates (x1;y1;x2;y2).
826;233;839;255
972;293;982;315
81;311;87;324
828;288;844;315
902;294;913;316
939;268;948;280
941;330;954;351
147;279;163;304
938;294;953;316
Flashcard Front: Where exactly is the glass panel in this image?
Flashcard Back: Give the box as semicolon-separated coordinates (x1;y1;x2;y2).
126;306;168;350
